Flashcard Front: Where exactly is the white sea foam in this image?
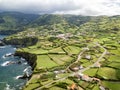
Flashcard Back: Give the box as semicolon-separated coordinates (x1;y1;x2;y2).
0;46;6;49
1;61;10;66
21;57;25;61
5;53;13;57
23;68;28;72
13;48;16;50
5;84;10;90
23;66;32;77
23;66;32;72
2;53;13;59
5;83;15;90
15;75;23;79
23;62;27;65
2;55;6;59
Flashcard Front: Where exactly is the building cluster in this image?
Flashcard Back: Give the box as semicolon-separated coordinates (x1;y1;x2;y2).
56;33;73;40
74;73;100;82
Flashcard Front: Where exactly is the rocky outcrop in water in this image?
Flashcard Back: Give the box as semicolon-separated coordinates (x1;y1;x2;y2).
18;66;33;79
0;39;5;46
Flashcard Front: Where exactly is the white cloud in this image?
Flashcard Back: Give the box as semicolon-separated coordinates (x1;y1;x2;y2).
0;0;120;16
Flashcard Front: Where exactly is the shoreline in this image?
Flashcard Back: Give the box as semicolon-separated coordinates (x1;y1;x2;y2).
14;50;37;89
14;51;37;70
0;35;36;89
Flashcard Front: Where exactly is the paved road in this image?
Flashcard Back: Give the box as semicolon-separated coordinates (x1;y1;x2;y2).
35;76;68;90
72;43;107;75
35;43;107;90
66;47;87;71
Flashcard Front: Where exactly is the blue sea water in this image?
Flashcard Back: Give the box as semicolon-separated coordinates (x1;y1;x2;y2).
0;35;29;90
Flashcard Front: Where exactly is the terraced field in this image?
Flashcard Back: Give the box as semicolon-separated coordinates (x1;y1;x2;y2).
1;13;120;90
17;33;120;90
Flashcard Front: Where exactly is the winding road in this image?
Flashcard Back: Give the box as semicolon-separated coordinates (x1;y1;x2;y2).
77;42;107;73
35;43;107;90
66;47;88;71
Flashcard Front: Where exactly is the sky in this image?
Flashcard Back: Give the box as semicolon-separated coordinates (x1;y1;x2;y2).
0;0;120;16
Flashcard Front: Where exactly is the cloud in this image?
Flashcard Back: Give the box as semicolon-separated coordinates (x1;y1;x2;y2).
0;0;120;16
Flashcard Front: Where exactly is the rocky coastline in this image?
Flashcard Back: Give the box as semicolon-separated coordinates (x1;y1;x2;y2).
14;51;37;70
13;51;37;80
1;36;38;80
0;39;5;46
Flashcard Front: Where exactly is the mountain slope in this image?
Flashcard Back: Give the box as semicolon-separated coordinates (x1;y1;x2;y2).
0;12;39;35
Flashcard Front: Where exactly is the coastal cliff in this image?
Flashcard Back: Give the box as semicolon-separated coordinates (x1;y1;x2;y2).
3;36;38;47
14;51;37;69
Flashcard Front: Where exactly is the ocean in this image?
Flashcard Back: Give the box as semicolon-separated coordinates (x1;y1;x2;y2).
0;35;29;90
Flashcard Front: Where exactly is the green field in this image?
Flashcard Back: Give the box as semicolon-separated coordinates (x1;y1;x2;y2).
102;81;120;90
97;67;120;80
36;55;58;69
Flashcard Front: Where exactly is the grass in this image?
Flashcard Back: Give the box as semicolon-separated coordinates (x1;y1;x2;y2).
57;73;70;78
49;55;73;65
31;48;48;54
83;68;98;77
41;79;54;85
17;47;49;54
24;83;40;90
63;45;81;55
102;81;120;90
108;55;120;62
48;47;65;53
80;59;89;63
109;49;120;55
28;78;39;84
107;62;120;69
97;67;118;80
61;79;74;84
15;32;120;90
36;55;58;69
92;84;100;90
4;15;120;90
49;86;66;90
82;61;93;67
77;80;90;89
40;79;74;89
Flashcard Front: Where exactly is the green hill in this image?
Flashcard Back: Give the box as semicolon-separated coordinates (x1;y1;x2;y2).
3;14;120;47
0;12;39;35
2;14;120;90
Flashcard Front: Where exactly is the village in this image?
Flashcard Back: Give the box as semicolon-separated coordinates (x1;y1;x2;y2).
16;30;117;90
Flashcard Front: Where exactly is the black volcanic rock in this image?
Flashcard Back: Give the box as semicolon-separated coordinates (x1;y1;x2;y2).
0;40;5;46
14;51;37;69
